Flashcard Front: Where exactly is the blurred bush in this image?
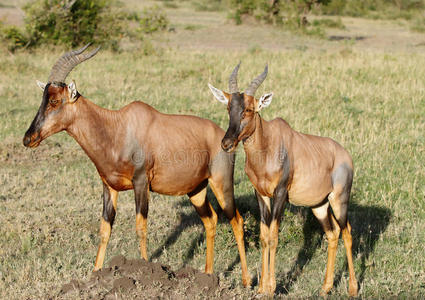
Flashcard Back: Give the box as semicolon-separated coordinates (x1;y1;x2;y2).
322;0;425;18
229;0;330;26
24;0;125;49
229;0;425;27
1;0;169;52
0;23;29;51
138;6;169;34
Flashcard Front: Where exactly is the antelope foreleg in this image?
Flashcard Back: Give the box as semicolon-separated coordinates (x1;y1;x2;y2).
256;192;272;294
189;184;217;274
94;183;118;271
268;181;287;294
209;175;251;287
258;222;270;294
133;167;150;261
229;209;251;287
136;213;148;260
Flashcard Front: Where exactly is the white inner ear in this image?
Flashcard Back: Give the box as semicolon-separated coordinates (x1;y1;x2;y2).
257;92;273;111
68;81;77;102
36;80;46;91
208;83;228;105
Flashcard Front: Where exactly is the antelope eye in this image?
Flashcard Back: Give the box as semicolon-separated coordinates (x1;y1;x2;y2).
50;99;59;105
245;108;253;113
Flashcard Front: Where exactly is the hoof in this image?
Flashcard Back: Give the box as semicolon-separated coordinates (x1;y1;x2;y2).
242;275;252;287
258;285;266;294
320;284;332;296
268;281;276;295
348;282;358;297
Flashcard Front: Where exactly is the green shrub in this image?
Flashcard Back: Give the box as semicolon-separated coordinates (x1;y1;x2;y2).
0;0;169;52
192;0;226;11
410;15;425;32
230;0;425;25
138;6;168;34
0;23;29;51
22;0;125;49
322;0;425;18
311;17;345;29
229;0;331;26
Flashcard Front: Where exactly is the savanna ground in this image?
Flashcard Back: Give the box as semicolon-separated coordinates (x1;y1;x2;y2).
0;0;424;298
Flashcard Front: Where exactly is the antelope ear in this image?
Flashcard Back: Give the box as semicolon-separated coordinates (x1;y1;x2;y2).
36;80;46;91
67;80;78;103
256;92;273;111
208;83;230;105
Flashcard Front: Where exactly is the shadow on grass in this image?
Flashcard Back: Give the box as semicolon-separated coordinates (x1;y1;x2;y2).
150;189;259;272
234;195;324;291
150;208;202;262
150;187;235;264
150;188;391;295
271;202;391;295
333;203;392;291
222;191;392;295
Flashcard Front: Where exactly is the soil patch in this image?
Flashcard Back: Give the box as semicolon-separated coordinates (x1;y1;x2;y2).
59;255;229;299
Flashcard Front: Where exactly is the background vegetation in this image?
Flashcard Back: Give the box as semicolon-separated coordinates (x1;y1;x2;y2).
0;0;424;298
0;0;168;51
228;0;425;35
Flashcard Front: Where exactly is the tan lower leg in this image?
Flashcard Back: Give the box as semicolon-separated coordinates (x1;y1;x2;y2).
190;187;217;274
200;202;218;274
342;222;358;296
136;213;148;260
319;214;341;296
258;223;270;294
209;179;251;286
268;219;279;294
94;218;111;271
230;209;251;286
321;233;338;295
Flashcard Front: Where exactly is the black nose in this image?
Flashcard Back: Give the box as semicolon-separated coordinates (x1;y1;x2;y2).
221;138;234;152
23;135;31;147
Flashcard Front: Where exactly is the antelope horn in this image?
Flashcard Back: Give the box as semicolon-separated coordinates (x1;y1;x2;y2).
245;64;268;96
228;62;241;93
48;43;101;83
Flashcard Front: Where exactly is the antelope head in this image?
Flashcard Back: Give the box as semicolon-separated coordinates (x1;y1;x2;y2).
23;44;100;148
208;63;273;152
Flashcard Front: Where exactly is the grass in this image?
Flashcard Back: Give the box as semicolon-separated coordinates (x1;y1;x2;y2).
0;47;424;299
0;3;425;299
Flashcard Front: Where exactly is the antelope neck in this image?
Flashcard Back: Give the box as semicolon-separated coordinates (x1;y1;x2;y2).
66;97;123;163
243;113;269;152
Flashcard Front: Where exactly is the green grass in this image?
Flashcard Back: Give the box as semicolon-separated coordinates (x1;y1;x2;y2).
1;2;425;296
0;47;424;298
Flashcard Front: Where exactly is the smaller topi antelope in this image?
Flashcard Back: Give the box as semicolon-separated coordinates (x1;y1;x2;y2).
208;63;358;296
23;45;251;287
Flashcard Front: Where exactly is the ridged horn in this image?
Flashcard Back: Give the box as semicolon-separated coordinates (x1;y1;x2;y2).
245;64;268;96
228;62;241;93
48;43;101;83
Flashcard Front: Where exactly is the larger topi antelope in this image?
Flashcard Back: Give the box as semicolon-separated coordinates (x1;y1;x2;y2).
208;63;358;296
23;45;251;287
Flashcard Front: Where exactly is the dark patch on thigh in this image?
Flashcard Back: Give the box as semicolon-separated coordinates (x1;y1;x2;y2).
271;146;290;220
102;183;116;225
209;150;235;184
256;191;272;226
331;162;353;202
330;163;353;228
208;150;237;220
132;158;149;218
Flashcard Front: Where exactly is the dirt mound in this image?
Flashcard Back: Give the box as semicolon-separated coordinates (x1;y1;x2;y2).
59;255;227;299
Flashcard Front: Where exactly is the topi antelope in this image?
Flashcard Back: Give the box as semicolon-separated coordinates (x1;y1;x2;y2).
23;45;251;287
208;63;358;296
